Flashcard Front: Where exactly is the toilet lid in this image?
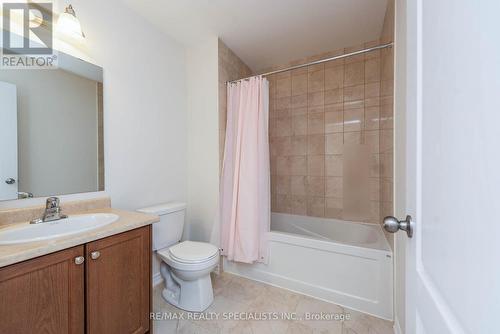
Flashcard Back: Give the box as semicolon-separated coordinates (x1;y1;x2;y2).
169;241;219;263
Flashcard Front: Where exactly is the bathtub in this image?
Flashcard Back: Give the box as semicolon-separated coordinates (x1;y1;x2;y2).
224;213;393;320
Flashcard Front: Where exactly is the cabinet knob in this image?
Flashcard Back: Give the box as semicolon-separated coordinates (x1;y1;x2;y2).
74;256;85;265
90;251;101;260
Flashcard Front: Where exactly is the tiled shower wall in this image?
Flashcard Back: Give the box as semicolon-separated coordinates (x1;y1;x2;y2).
379;0;395;241
218;39;253;166
217;2;394;231
267;8;394;225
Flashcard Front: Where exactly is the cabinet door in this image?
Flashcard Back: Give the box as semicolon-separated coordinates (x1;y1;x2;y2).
0;246;85;334
86;226;151;334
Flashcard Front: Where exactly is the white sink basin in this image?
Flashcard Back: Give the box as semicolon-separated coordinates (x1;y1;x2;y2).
0;213;119;245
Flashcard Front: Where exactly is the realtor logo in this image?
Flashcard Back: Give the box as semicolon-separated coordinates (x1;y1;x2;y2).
1;2;57;68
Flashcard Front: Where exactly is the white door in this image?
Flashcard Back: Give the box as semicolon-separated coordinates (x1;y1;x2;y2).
0;81;18;200
401;1;500;333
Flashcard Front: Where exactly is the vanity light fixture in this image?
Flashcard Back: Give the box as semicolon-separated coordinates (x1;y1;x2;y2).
56;4;85;41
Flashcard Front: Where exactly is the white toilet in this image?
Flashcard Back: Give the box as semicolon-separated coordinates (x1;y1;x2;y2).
138;202;219;312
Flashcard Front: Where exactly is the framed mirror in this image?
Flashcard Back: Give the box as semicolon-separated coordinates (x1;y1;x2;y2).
0;51;104;201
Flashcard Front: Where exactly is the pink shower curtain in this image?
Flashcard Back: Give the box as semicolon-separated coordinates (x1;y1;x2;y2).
219;76;270;264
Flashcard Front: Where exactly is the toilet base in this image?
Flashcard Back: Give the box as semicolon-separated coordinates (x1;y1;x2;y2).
160;262;215;312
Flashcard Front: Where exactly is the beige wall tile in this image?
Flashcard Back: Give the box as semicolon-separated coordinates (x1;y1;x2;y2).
307;112;325;134
325;133;343;155
380;129;394;153
344;62;364;86
370;154;380;177
325;197;343;218
381;80;394;97
292;74;308;96
325;66;344;90
291;136;307;155
365;106;380;130
380;153;393;178
290;156;307;175
344;131;361;145
308;91;324;107
307;197;325;217
325;111;343;133
344;99;365;110
292;107;308;116
291;94;308;109
275;117;292;137
308;70;325;92
325;88;344;105
276;175;291;195
276;96;291;110
308;106;324;114
276;194;292;213
369;178;381;201
290;196;308;215
276;77;292;97
307;155;325;176
264;39;394;228
277;156;291;175
365;96;380;108
364;130;380;154
307;135;325;155
325;155;343;176
292;115;307;136
344;44;365;64
380;178;393;202
271;136;292;156
343;108;364;132
365;58;381;83
326;177;343;198
324;103;343;113
380;103;393;129
343;85;364;102
365;82;380;99
307;176;325;196
291;176;307;196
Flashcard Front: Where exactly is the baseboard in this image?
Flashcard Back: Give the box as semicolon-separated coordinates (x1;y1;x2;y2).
394;318;403;334
152;272;163;287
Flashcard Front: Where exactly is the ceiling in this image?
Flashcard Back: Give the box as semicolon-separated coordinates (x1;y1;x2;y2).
121;0;388;72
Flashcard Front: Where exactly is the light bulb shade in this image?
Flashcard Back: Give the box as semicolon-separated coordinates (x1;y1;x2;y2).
56;7;84;41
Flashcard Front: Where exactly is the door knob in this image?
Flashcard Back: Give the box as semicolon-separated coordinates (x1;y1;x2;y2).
74;256;85;265
383;215;413;238
5;178;15;185
90;251;101;260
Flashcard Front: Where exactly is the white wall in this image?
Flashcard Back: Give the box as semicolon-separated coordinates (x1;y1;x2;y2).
184;36;219;242
0;69;98;197
69;0;187;211
394;0;407;332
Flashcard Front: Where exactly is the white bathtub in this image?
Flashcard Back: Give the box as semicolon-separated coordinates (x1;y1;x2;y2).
224;213;393;320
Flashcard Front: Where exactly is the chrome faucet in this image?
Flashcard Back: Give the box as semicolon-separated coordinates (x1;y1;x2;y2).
30;197;68;224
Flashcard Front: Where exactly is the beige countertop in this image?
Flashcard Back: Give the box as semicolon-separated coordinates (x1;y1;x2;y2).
0;208;159;268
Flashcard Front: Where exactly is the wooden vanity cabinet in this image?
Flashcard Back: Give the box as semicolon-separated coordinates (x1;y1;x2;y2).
86;226;151;334
0;245;85;334
0;225;151;334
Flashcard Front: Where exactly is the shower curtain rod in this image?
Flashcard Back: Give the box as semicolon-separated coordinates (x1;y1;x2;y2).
226;42;393;84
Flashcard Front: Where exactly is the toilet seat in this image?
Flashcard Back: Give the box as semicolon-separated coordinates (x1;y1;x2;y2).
169;241;219;264
157;241;219;271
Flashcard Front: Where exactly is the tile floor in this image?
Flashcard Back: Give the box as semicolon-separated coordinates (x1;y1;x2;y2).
152;272;393;334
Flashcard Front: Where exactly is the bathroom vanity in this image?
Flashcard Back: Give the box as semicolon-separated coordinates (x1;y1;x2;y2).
0;199;158;334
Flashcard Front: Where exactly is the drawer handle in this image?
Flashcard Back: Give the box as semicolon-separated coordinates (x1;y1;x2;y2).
74;256;85;265
90;251;101;260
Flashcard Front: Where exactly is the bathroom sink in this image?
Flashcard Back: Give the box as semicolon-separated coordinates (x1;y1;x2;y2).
0;213;119;245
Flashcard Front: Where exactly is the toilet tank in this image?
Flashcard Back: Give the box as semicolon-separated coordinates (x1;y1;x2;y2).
137;202;187;250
